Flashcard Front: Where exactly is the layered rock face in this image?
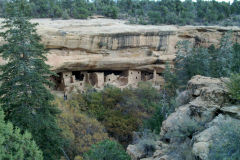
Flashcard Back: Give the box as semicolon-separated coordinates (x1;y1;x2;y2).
1;18;240;92
34;19;240;72
127;75;240;160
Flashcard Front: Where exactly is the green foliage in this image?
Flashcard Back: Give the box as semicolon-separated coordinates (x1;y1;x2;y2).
0;109;43;160
137;138;156;156
103;5;118;19
209;117;240;159
84;140;131;160
165;118;205;143
143;64;177;134
144;97;176;134
214;32;234;77
175;32;240;87
0;0;239;25
163;64;178;96
135;130;157;157
65;84;162;146
227;74;240;102
175;40;210;86
29;0;62;18
117;0;240;25
71;0;92;19
0;1;65;159
232;43;240;73
94;0;118;19
55;98;109;159
62;10;70;19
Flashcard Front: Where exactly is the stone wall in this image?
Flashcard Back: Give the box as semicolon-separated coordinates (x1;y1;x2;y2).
56;69;161;93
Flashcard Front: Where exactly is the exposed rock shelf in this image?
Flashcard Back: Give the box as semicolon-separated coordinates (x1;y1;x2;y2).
127;75;240;160
2;18;237;73
0;18;239;92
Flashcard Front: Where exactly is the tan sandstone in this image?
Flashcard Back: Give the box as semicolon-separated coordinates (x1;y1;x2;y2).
0;18;239;92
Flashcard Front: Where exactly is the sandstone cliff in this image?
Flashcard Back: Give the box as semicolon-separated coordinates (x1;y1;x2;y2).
32;19;240;73
0;18;240;92
127;75;240;160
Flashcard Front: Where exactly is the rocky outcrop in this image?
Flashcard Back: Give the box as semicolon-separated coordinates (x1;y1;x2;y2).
127;75;240;160
38;19;240;73
0;18;238;73
0;19;240;92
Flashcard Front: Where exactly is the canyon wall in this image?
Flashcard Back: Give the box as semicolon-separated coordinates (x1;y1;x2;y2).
1;18;240;92
34;19;240;73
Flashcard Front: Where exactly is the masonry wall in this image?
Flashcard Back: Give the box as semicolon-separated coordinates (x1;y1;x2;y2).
55;69;156;93
128;70;141;85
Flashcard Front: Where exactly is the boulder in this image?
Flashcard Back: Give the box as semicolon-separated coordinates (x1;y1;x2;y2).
161;76;230;143
127;145;145;160
192;114;240;159
127;76;240;160
221;105;240;119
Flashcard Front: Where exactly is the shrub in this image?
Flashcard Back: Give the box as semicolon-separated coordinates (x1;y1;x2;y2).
232;43;240;73
72;7;89;19
209;117;240;159
164;118;205;143
62;10;70;20
227;73;240;102
144;97;176;134
135;130;157;157
137;139;156;157
102;5;119;19
142;72;177;134
67;85;162;146
55;98;109;159
214;31;234;77
0;109;43;160
84;140;131;160
163;64;178;96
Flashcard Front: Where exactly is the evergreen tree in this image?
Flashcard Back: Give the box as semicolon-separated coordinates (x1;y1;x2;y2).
232;43;240;73
0;0;65;159
0;109;43;160
227;73;240;102
215;32;233;77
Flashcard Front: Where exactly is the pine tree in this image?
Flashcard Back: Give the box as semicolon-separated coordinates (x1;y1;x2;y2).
0;0;65;159
0;109;43;160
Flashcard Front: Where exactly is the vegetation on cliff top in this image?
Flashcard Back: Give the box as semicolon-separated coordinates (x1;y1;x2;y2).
0;0;240;25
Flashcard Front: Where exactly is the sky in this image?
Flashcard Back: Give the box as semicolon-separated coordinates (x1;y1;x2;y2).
189;0;235;3
210;0;234;2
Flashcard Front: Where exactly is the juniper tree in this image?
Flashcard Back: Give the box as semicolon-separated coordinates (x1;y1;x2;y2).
0;0;65;159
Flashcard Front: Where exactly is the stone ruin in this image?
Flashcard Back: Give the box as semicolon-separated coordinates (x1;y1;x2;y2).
29;19;239;94
50;69;164;93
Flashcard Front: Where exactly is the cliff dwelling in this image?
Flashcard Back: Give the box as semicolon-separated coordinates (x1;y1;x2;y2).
22;19;239;94
50;69;162;93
